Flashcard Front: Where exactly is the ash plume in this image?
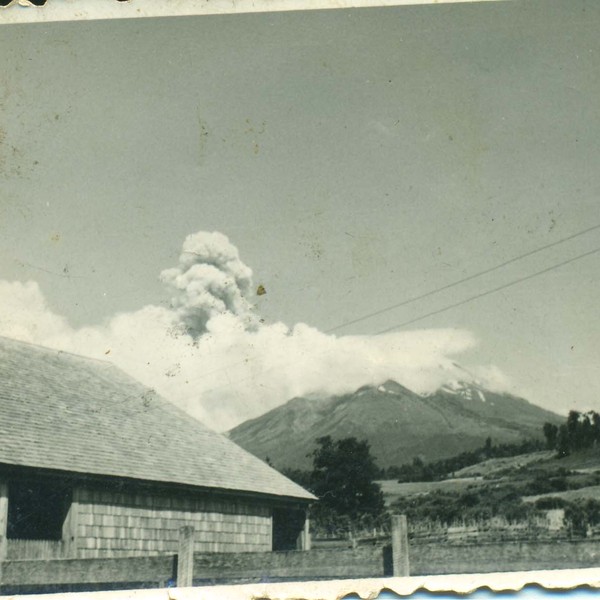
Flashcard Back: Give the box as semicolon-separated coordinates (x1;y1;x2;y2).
0;230;512;431
160;231;257;336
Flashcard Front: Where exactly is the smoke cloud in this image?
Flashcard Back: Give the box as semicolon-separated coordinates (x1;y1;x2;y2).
0;231;510;431
160;231;257;336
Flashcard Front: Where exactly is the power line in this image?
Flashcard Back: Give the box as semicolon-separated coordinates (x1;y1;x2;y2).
377;246;600;334
326;223;600;333
189;225;600;394
195;246;599;401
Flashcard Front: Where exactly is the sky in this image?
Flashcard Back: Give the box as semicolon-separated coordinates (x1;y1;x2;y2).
0;0;598;431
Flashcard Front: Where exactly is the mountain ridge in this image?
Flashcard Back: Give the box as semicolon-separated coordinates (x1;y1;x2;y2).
228;380;563;470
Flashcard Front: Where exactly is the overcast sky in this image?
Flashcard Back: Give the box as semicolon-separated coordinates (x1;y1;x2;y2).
0;0;598;430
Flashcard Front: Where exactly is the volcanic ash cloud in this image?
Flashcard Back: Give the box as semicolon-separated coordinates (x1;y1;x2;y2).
0;231;509;431
160;231;257;336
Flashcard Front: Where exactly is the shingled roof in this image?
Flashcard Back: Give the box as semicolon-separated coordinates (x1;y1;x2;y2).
0;336;314;501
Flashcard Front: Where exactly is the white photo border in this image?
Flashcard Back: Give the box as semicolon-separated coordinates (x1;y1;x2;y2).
0;1;596;598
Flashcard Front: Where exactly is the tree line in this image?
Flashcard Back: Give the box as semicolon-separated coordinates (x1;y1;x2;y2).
278;410;600;533
543;411;600;457
385;438;544;483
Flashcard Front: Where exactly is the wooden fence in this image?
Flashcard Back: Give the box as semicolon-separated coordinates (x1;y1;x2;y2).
0;517;408;594
6;539;65;560
5;516;600;594
314;514;589;548
0;547;392;594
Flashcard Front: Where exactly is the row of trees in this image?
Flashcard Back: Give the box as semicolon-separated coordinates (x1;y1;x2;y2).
282;410;600;533
392;480;600;536
386;438;544;483
543;411;600;457
281;428;577;531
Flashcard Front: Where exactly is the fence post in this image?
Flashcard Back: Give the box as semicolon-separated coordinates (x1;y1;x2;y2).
299;514;311;551
177;526;195;587
391;514;409;577
0;482;7;584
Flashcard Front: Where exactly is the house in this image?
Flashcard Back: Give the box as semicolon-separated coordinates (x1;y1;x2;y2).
0;336;314;560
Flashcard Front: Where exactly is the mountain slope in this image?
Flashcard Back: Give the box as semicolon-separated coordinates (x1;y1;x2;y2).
228;380;563;470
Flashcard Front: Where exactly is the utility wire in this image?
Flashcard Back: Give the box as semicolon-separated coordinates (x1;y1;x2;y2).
377;246;600;334
190;224;600;390
327;223;600;333
200;246;599;400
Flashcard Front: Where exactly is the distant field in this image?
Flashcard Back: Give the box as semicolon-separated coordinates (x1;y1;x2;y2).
376;477;482;505
524;484;600;504
453;451;553;478
539;448;600;472
378;449;600;507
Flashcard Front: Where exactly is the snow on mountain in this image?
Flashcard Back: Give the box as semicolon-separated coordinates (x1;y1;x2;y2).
228;379;562;470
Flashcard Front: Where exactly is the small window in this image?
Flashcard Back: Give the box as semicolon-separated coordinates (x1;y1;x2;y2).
7;480;71;540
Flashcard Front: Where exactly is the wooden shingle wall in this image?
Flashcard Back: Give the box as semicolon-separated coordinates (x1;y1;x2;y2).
75;487;272;558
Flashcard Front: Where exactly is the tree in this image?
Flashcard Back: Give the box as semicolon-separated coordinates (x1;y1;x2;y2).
484;437;493;458
581;413;593;449
567;410;581;451
593;412;600;446
309;436;385;523
557;424;570;458
280;467;312;490
543;422;558;450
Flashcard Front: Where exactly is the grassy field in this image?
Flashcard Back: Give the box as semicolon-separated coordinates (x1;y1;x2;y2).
539;448;600;472
524;484;600;503
379;448;600;511
377;450;555;505
453;450;553;478
376;477;483;505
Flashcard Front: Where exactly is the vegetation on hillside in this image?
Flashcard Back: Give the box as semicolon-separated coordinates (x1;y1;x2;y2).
391;485;600;535
387;410;600;484
385;438;544;482
543;410;600;457
278;409;600;537
387;464;600;537
383;411;600;531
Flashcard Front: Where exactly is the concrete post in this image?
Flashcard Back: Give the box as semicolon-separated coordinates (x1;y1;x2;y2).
177;526;195;587
300;515;311;551
0;482;8;562
391;514;409;577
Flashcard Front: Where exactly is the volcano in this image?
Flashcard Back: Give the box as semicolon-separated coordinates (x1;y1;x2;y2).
228;380;562;470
